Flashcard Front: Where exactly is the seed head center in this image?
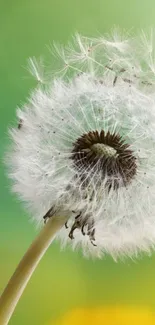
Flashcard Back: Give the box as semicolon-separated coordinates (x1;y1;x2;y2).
91;143;117;157
71;130;137;189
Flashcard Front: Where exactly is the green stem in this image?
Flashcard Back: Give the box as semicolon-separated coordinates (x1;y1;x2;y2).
0;215;68;325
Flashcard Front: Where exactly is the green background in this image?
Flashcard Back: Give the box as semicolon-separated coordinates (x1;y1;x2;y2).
1;1;155;324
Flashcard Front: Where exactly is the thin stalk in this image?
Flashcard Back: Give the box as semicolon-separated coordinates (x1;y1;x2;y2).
0;215;68;325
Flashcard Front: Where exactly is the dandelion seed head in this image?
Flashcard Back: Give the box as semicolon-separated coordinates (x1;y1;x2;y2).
5;29;155;259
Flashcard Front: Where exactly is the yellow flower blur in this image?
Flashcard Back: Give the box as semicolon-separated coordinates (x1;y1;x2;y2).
53;306;155;325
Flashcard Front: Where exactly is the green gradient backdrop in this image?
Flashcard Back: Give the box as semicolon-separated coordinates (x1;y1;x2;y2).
1;1;155;324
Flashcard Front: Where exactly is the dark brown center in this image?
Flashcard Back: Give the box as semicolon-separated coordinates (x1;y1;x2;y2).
71;130;137;190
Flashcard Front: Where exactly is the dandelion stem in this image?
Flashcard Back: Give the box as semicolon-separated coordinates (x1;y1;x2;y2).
0;215;68;325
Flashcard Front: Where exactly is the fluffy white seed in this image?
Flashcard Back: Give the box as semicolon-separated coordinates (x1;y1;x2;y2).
5;30;155;259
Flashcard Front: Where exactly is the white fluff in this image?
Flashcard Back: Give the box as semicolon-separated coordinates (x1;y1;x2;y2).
5;30;155;259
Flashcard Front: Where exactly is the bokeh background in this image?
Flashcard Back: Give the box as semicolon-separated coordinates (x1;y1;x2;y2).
1;1;155;324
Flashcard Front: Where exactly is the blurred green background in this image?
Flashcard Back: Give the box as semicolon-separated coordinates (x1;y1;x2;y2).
1;1;155;324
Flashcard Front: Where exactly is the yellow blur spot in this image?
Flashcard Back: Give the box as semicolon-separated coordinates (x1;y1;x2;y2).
52;306;155;325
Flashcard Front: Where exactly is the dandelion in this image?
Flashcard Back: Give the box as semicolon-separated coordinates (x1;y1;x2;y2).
1;29;155;324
